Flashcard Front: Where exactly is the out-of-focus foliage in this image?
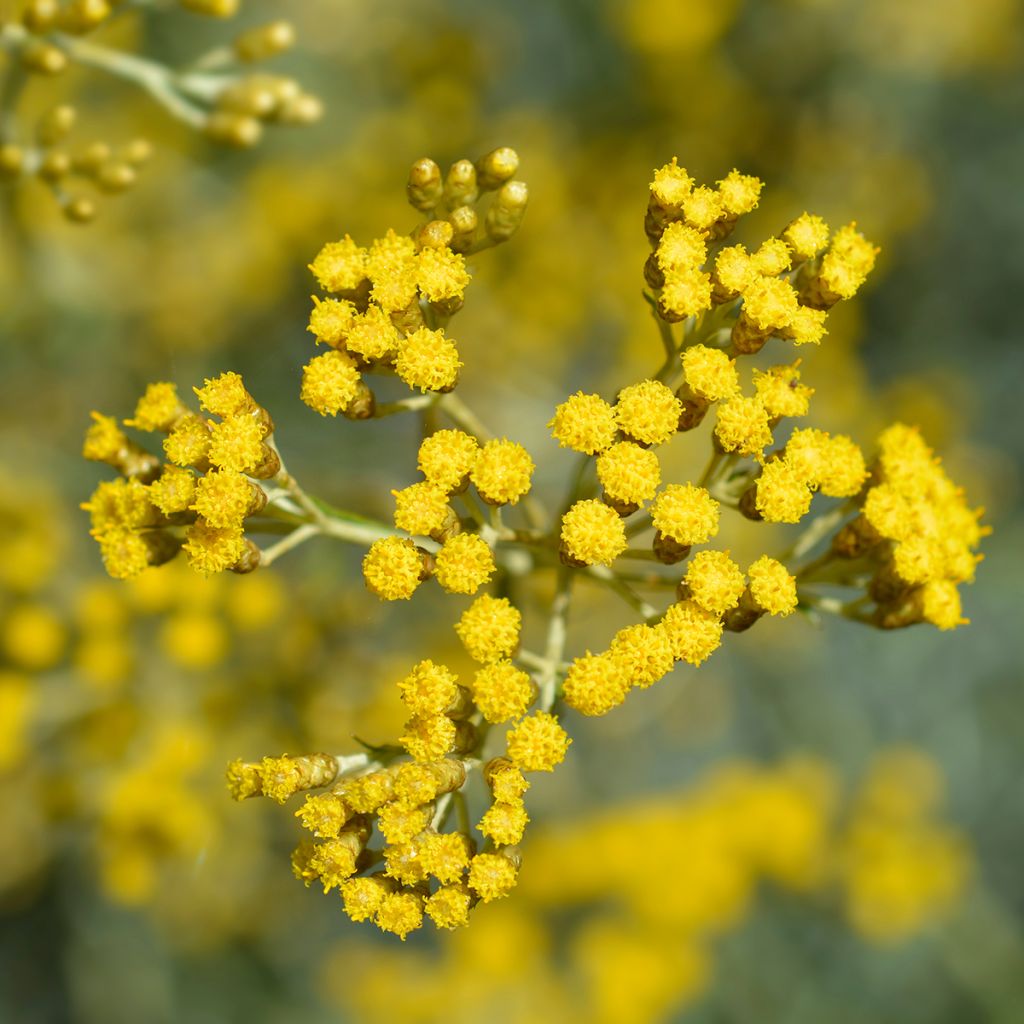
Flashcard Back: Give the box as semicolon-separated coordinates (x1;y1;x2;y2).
2;0;1022;1021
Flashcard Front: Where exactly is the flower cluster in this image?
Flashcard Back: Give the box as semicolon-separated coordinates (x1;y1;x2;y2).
83;374;281;578
0;6;319;221
82;150;987;938
228;596;570;938
301;147;527;415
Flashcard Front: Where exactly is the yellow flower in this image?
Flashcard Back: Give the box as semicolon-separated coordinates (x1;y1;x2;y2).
615;379;681;446
309;235;367;293
714;396;773;460
755;459;814;524
301;351;362;416
660;267;713;320
753;363;814;420
560;499;627;566
125;382;186;432
307;295;356;346
397;659;462;716
400;713;458;762
596;441;661;506
345;305;400;361
456;594;522;664
505;712;571;772
193;371;256;418
747;556;798;616
183;519;246;574
417;245;470;303
418;429;479;492
561;651;630;716
418;832;473;884
148;466;196;515
434;533;495;594
783;212;830;262
341;876;393;923
425;885;472;930
650;483;720;546
395;327;462;393
374;891;424;940
468;851;519;902
548;392;617;455
472;661;535;724
684;549;746;615
471;438;535;505
656;222;707;272
681;345;740;402
479;800;530;847
608;623;676;688
717;169;763;217
391;481;452;538
660;599;724;665
362;537;426;600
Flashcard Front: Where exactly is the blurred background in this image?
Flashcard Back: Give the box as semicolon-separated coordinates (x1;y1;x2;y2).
1;0;1023;1021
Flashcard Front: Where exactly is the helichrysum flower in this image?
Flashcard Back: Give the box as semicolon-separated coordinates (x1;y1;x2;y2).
681;185;724;234
615;380;681;446
417;245;470;304
651;484;720;546
468;851;519;902
685;550;747;615
307;296;356;347
345;305;400;362
717;169;763;217
295;793;350;838
309;235;368;293
341;876;393;923
392;481;452;538
649;157;693;214
714;396;774;460
207;414;271;474
656;222;707;272
713;245;757;302
505;712;571;772
784;213;830;262
681;345;740;402
785;305;829;346
740;276;800;334
395;327;461;393
479;800;529;847
753;363;814;420
400;713;458;762
425;885;473;930
377;802;432;846
301;351;363;416
434;532;495;594
125;382;187;432
660;268;713;320
456;594;522;663
660;600;724;665
754;459;814;524
471;438;535;505
560;499;627;566
194;371;258;418
148;466;196;515
561;651;630;716
397;659;461;716
375;891;424;940
608;623;676;689
747;556;798;617
548;392;617;455
418;429;479;492
191;468;264;528
418;832;472;883
751;237;792;276
362;537;427;600
596;441;661;506
183;520;246;574
164;415;211;467
472;661;535;723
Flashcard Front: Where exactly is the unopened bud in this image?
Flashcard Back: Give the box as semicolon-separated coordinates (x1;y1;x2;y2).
476;146;518;190
234;20;296;62
484;180;528;242
407;157;443;212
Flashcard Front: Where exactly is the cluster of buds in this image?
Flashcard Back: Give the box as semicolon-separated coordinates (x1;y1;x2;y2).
0;6;318;219
228;597;572;938
0;103;151;222
82;374;282;579
301;148;528;416
83;150;987;938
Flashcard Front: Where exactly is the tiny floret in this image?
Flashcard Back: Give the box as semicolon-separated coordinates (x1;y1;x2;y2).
548;392;617;455
418;430;479;492
560;499;627;566
615;379;681;446
434;532;495;594
505;712;571;772
395;327;461;393
650;484;720;546
596;441;661;506
471;438;535;505
472;661;534;724
456;594;522;664
685;549;746;615
362;537;425;600
747;555;798;616
682;345;740;402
